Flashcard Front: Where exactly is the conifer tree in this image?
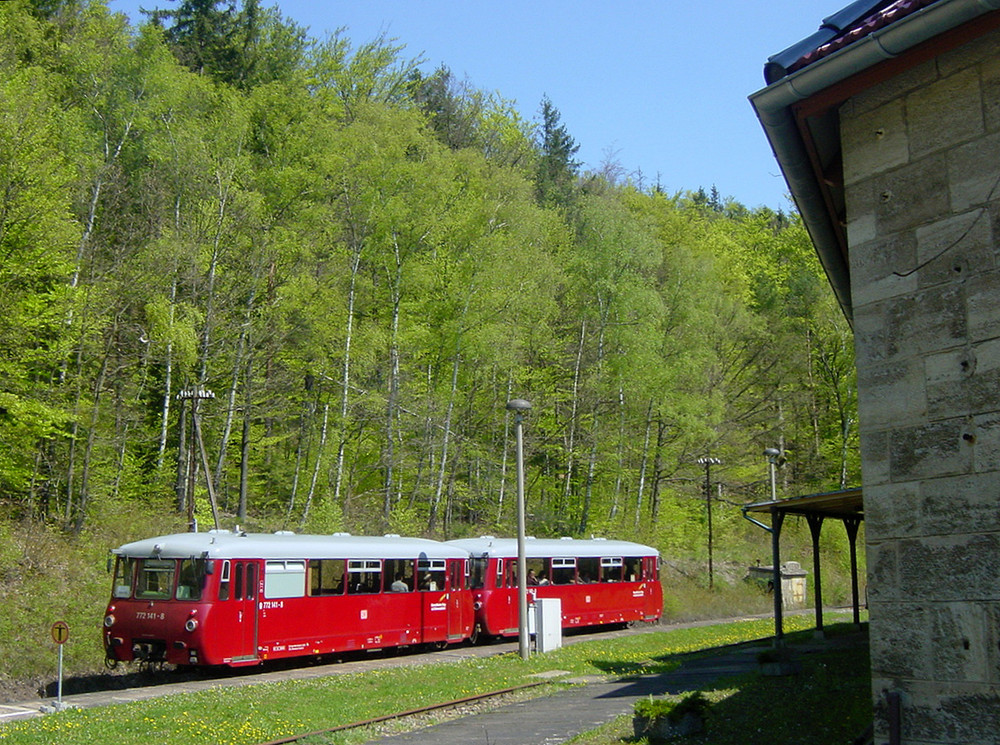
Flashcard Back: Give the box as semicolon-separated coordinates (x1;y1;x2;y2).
535;95;580;207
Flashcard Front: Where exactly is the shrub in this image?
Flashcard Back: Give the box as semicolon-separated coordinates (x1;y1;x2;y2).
634;691;711;724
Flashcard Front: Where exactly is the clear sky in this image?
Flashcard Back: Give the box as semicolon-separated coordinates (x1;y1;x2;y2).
109;0;839;211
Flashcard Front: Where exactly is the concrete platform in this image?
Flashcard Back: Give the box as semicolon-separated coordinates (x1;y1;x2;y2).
362;647;764;745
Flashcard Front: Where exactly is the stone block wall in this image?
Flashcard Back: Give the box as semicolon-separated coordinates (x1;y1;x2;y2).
841;24;1000;745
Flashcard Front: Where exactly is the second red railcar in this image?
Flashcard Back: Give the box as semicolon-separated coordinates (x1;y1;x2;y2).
446;536;662;641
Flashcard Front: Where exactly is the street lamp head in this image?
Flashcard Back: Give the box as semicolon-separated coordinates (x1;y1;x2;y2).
764;447;781;458
506;399;532;412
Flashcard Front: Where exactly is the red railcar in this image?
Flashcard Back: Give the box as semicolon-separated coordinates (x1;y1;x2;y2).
446;536;662;641
103;531;473;667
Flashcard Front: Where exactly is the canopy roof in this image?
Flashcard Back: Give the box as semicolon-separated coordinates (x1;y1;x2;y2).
743;486;863;521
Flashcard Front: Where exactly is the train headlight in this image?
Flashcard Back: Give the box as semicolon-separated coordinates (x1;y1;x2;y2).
184;618;199;632
104;614;116;628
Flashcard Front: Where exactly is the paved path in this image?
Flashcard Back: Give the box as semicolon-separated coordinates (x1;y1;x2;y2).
362;646;763;745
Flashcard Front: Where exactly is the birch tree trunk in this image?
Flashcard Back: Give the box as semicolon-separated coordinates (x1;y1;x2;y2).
299;401;330;529
562;320;586;509
428;352;460;531
382;232;404;524
635;400;653;529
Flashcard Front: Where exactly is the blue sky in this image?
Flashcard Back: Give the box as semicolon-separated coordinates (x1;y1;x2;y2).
110;0;839;211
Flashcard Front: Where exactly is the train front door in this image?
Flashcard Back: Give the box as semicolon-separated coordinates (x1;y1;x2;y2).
232;561;259;662
446;561;467;641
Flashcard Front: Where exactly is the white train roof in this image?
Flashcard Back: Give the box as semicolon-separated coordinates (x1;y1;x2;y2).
112;531;469;561
447;536;658;559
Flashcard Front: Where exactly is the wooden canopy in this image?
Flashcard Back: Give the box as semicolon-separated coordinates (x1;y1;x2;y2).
742;487;865;643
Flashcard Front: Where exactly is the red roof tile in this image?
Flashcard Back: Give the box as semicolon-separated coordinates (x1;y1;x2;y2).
786;0;942;75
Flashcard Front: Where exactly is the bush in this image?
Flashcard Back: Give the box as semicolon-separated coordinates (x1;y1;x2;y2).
634;691;711;724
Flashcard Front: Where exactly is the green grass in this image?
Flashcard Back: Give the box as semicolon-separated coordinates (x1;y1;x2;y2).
0;614;869;745
569;624;872;745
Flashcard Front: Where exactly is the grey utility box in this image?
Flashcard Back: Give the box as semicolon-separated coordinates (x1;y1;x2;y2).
532;598;563;653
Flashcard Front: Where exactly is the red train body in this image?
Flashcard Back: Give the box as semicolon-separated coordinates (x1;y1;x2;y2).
446;536;662;640
103;531;473;667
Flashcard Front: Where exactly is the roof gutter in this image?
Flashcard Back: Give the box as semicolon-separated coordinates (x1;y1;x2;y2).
749;0;1000;323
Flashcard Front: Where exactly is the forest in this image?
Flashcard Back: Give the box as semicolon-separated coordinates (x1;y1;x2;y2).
0;0;859;559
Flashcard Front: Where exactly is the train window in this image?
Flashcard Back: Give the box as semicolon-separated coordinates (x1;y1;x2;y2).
577;557;599;584
600;557;623;582
551;558;576;585
496;558;505;588
503;559;518;588
112;557;136;599
348;559;382;594
469;557;486;589
526;558;545;585
235;562;244;599
264;560;306;598
136;559;174;600
447;561;464;590
218;561;231;600
308;559;345;596
176;559;208;600
644;556;659;581
417;559;445;591
384;559;413;592
624;558;641;582
246;563;256;599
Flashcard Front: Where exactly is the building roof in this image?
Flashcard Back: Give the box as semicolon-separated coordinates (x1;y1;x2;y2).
765;0;942;84
749;0;1000;324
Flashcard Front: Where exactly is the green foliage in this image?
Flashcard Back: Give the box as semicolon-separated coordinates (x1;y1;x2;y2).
634;691;712;723
0;0;857;571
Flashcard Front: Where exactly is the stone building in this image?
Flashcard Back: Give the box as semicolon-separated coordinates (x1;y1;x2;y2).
751;1;1000;742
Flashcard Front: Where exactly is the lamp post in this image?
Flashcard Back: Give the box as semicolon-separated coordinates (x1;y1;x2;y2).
697;456;721;589
764;447;781;502
764;447;784;645
506;398;532;660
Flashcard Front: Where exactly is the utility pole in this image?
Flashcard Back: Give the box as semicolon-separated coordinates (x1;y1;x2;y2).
177;387;219;531
697;457;721;589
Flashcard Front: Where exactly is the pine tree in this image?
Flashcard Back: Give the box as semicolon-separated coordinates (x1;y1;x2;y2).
535;95;580;207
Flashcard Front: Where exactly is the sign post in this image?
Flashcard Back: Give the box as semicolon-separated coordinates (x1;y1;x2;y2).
50;621;69;711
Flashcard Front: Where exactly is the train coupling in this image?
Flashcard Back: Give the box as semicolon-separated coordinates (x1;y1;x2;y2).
131;640;166;662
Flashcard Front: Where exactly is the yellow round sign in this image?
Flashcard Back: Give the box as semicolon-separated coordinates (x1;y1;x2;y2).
51;621;70;645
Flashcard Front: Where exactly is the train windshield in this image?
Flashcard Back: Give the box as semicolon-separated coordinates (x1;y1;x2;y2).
112;557;136;598
135;559;175;600
177;558;210;600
